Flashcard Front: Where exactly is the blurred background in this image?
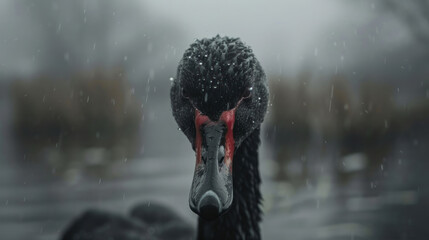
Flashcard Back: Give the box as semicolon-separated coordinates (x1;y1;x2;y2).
0;0;428;239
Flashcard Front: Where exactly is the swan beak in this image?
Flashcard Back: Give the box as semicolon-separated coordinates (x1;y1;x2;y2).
189;109;236;221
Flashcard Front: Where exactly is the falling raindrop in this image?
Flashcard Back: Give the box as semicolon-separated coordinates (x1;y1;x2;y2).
329;85;334;112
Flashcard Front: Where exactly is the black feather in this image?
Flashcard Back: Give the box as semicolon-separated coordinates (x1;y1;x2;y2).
61;35;268;240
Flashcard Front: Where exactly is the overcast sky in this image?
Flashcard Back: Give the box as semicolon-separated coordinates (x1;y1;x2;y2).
143;0;412;76
0;0;417;81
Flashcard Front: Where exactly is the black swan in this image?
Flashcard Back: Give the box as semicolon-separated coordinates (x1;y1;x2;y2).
61;35;269;240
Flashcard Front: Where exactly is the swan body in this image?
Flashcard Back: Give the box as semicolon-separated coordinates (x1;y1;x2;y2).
62;203;194;240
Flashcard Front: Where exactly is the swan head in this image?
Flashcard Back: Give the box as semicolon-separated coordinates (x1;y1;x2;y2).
171;36;268;221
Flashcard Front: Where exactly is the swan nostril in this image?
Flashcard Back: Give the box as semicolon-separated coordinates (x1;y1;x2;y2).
218;156;224;165
218;145;225;165
201;147;208;164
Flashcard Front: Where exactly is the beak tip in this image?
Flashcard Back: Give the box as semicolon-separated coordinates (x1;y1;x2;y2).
197;190;222;221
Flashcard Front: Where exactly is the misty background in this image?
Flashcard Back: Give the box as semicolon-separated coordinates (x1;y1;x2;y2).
0;0;428;239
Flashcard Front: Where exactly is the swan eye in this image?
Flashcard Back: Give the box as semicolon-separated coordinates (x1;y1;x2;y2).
242;87;253;99
181;87;190;99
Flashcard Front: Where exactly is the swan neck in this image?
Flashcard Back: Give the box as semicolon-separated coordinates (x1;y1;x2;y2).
197;127;262;240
